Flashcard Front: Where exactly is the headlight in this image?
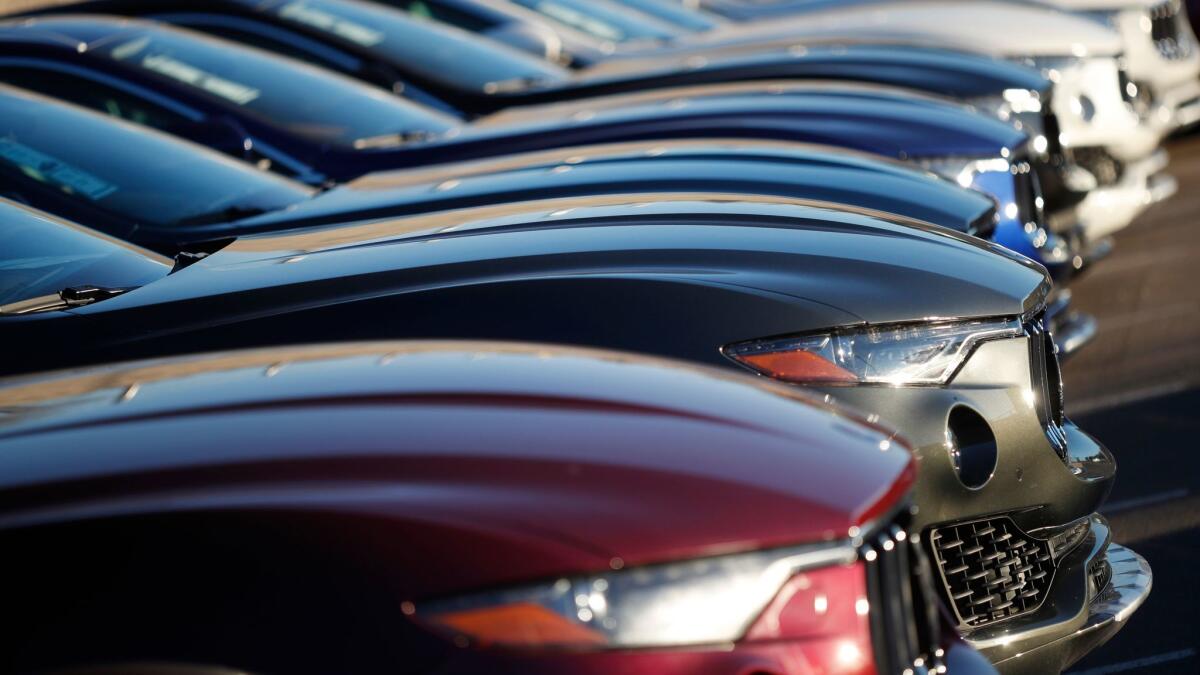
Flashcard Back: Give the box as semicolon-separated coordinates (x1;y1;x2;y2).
724;318;1023;386
418;541;859;649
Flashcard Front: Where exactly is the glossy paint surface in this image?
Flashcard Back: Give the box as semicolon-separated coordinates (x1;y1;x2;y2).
17;0;1050;110
0;76;1021;255
0;341;913;575
0;343;991;675
0;198;1049;376
239;142;998;234
0;17;1028;171
686;0;1125;57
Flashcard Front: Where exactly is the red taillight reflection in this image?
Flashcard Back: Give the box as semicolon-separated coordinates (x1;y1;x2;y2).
744;562;876;675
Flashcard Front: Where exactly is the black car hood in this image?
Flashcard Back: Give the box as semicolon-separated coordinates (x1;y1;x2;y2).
1;197;1049;376
99;196;1048;323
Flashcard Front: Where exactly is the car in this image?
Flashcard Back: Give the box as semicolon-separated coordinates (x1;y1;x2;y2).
0;19;1083;282
0;85;1002;250
0;83;1099;357
0;177;1148;672
599;0;1176;242
1033;0;1200;133
0;340;1003;675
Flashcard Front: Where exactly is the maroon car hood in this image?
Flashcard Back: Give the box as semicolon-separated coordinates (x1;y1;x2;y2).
0;342;914;597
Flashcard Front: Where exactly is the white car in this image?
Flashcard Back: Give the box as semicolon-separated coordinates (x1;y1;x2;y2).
1033;0;1200;132
656;0;1178;240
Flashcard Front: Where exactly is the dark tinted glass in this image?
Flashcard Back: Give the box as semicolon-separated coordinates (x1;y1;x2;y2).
99;27;460;145
0;67;191;130
390;0;498;31
268;0;569;91
0;199;169;308
0;87;311;231
612;0;720;32
507;0;679;42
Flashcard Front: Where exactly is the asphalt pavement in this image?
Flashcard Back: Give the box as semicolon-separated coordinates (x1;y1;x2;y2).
1063;134;1200;674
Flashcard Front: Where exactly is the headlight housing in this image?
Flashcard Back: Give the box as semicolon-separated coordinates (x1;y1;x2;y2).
418;541;860;650
724;318;1023;386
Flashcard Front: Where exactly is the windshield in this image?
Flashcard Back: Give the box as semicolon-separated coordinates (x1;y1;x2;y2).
99;26;461;146
0;198;169;309
268;0;570;92
507;0;680;42
611;0;721;32
0;86;311;231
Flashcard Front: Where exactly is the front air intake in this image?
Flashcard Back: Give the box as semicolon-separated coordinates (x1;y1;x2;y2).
928;516;1056;628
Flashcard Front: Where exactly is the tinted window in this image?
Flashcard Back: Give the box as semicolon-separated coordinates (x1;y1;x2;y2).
507;0;678;42
199;23;361;70
0;199;169;309
612;0;720;32
0;86;311;231
0;66;192;130
268;0;569;92
99;28;460;146
390;0;497;31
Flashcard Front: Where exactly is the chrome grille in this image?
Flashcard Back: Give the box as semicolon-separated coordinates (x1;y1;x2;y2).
863;517;943;674
1028;318;1069;459
1090;555;1113;594
929;516;1056;628
1150;1;1192;60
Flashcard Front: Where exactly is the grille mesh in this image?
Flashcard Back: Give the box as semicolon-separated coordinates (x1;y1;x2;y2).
1090;555;1113;594
929;517;1056;628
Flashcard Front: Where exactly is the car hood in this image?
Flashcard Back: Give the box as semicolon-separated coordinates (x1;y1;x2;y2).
0;341;913;594
451;83;1029;160
97;197;1050;328
691;0;1124;56
583;39;1052;95
1030;0;1153;10
238;140;996;234
558;41;1053;99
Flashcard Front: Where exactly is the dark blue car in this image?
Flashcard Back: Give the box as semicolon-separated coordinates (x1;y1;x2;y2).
0;16;1078;282
0;84;997;251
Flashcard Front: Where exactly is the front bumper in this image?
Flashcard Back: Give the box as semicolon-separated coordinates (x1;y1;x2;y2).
1113;3;1200;134
1069;149;1177;242
970;516;1151;675
815;329;1129;671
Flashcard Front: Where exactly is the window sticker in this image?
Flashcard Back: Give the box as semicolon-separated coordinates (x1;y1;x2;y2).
278;2;385;47
139;53;261;105
0;138;118;201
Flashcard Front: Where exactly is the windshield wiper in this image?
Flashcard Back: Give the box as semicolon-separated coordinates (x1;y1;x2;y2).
172;205;271;228
0;285;133;316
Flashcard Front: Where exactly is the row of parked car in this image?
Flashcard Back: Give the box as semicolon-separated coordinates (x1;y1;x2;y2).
0;0;1191;673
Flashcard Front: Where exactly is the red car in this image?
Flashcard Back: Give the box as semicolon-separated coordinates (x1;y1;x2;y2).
0;342;996;675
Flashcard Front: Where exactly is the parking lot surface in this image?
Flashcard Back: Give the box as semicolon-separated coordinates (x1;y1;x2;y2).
1064;133;1200;674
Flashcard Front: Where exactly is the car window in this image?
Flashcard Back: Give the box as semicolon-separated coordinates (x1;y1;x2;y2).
98;28;461;147
0;199;169;309
0;66;192;132
390;0;497;31
0;86;312;232
169;16;366;74
268;0;569;92
507;0;678;42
